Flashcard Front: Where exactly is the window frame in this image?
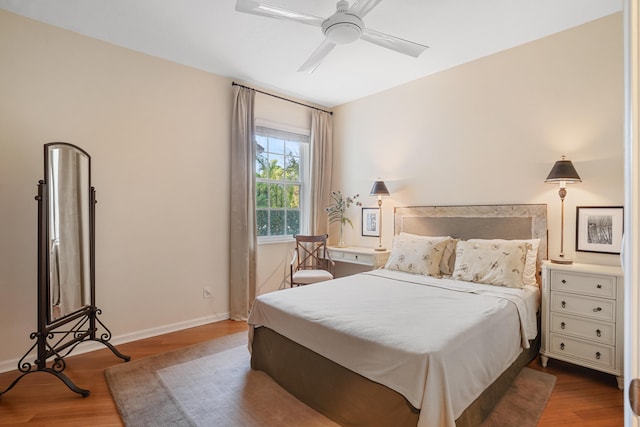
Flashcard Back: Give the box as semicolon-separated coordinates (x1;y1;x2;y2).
255;119;310;243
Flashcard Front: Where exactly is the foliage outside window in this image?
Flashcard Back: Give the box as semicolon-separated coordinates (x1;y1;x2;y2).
255;125;309;240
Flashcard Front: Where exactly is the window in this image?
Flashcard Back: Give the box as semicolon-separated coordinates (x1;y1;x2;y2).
255;124;310;241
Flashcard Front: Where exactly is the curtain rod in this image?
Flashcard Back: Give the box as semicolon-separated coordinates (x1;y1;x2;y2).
231;82;333;115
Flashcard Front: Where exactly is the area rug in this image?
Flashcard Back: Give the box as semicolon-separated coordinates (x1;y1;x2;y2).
479;366;556;427
105;332;556;426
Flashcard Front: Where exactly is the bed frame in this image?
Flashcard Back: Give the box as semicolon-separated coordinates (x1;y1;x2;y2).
251;204;548;427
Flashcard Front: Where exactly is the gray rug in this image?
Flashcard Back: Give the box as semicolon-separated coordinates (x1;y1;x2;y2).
156;345;337;426
479;367;556;427
105;333;556;426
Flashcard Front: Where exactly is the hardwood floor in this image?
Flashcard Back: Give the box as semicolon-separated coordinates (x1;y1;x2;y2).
529;357;624;427
0;320;623;426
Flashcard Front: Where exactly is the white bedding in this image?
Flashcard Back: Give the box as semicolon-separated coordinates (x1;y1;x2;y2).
247;269;539;427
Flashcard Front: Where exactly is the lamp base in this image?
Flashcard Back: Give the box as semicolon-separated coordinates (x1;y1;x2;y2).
375;247;386;252
550;256;573;265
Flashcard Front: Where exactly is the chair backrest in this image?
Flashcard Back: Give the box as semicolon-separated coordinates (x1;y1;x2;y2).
293;234;331;272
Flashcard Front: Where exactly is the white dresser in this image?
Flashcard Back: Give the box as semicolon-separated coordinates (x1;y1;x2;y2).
540;262;624;389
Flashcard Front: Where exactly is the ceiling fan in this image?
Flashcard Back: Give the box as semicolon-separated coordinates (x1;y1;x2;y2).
235;0;428;73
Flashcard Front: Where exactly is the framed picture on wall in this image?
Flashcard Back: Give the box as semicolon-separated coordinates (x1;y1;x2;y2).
576;206;624;254
362;207;380;237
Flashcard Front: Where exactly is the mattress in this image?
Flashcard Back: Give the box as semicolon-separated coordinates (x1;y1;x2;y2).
247;269;539;427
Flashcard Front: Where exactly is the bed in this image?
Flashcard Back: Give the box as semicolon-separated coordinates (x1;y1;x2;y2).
247;204;547;427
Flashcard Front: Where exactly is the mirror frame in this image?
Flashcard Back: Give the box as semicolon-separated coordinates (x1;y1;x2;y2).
42;142;94;326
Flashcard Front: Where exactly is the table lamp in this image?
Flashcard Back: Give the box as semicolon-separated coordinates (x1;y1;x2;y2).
545;156;582;264
370;180;390;251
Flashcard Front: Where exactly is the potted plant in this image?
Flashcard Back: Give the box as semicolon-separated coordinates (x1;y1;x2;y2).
325;191;361;247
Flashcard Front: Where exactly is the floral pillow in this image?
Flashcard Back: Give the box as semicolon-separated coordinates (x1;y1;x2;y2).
385;233;451;276
452;239;528;288
467;238;540;287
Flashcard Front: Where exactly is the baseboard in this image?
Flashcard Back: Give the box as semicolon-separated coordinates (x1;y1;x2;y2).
0;312;231;374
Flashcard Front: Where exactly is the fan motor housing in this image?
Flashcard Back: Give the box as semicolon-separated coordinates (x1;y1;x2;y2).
322;13;363;44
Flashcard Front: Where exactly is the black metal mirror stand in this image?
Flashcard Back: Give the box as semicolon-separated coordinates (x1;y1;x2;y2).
0;182;129;398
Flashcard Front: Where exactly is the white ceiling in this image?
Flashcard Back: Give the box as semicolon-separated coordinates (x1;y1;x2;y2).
0;0;623;108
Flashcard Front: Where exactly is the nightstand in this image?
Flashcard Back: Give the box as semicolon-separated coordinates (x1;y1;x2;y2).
540;261;624;389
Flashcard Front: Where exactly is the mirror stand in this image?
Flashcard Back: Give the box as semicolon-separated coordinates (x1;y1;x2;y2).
1;144;130;398
0;308;130;398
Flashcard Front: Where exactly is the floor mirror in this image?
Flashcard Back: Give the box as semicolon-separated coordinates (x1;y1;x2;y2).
0;142;129;397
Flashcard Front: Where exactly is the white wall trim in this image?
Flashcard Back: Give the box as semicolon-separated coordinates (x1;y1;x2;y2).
0;313;231;374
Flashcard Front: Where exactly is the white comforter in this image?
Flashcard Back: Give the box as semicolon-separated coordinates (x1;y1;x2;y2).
247;269;539;427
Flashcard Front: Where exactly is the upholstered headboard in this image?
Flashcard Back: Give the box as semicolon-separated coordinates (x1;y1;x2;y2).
394;204;548;283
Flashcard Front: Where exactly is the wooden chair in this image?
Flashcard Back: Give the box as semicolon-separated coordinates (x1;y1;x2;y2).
290;234;335;287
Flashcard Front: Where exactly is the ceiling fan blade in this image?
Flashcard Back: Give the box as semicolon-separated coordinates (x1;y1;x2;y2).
348;0;384;18
235;0;323;27
298;40;336;73
360;28;428;58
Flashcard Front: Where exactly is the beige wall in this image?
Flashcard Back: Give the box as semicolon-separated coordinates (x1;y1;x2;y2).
331;13;624;268
0;11;231;369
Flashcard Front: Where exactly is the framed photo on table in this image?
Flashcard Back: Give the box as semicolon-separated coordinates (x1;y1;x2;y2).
576;206;624;254
362;207;380;237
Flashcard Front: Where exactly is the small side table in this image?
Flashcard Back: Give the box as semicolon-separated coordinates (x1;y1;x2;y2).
326;246;390;269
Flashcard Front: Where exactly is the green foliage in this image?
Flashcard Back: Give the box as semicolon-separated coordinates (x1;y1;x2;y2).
255;139;301;237
325;191;361;228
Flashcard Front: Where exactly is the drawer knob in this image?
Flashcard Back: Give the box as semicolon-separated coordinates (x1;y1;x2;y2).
561;279;567;284
593;307;602;312
561;322;566;329
597;284;602;289
355;255;358;259
561;301;566;308
560;342;565;350
596;329;602;337
596;352;601;360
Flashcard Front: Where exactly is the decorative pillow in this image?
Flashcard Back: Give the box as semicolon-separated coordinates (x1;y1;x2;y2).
520;239;540;287
452;239;528;288
468;238;539;287
385;233;451;276
439;238;459;275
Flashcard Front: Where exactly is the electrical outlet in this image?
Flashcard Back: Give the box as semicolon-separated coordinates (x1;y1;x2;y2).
202;287;213;299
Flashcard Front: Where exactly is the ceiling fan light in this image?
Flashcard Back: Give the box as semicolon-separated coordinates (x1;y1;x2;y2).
324;22;362;44
321;10;364;45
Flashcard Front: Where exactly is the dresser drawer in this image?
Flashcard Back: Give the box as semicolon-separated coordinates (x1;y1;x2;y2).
550;312;615;345
550;270;616;299
549;333;615;369
328;249;346;261
328;249;373;266
550;292;615;322
327;247;390;268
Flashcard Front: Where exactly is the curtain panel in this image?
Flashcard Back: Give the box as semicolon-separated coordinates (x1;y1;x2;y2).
229;86;256;320
310;110;333;235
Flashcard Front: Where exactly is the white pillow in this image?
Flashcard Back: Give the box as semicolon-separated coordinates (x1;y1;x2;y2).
468;238;540;287
452;239;528;288
521;239;540;287
385;233;451;276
